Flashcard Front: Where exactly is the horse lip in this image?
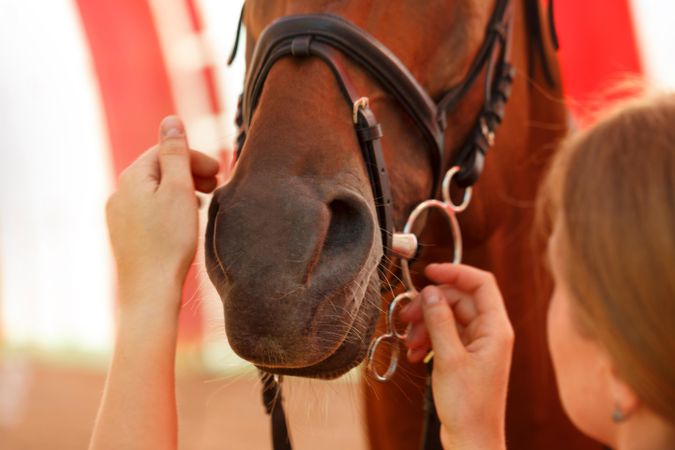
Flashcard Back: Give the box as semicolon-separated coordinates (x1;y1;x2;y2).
253;281;379;378
225;283;363;369
252;260;381;378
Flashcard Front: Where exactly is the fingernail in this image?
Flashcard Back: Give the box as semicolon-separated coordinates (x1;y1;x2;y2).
161;116;184;139
423;289;440;306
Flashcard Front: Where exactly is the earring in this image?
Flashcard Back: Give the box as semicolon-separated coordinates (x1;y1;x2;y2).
612;404;625;423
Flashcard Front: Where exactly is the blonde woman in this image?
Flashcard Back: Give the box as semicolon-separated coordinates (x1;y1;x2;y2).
403;94;675;449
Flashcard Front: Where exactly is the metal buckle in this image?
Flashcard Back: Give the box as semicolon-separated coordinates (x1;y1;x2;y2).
352;97;370;124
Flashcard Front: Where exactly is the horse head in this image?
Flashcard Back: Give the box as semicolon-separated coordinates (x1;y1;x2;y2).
205;0;558;379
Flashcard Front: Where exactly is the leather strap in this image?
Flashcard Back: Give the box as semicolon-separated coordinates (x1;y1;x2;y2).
227;3;246;66
548;0;560;50
420;359;442;450
260;371;292;450
354;106;394;253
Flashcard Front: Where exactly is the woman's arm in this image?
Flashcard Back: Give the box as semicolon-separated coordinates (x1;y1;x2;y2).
90;283;181;450
89;116;219;450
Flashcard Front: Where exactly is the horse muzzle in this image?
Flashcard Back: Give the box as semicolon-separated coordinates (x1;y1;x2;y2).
205;174;382;373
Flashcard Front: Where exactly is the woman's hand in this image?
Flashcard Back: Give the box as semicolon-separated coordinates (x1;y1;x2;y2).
105;116;219;316
91;116;219;450
400;263;514;450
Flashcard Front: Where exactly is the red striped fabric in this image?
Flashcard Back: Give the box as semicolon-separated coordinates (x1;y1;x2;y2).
555;0;644;124
75;0;205;345
74;0;175;174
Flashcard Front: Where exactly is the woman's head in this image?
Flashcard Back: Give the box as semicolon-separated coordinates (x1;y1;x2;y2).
539;94;675;444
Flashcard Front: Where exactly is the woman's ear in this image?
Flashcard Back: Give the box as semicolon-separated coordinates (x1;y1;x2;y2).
608;364;639;422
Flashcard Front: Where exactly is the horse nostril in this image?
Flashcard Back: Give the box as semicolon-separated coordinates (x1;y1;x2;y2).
323;198;369;257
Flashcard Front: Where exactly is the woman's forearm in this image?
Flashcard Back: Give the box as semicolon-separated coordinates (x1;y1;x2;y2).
89;281;181;450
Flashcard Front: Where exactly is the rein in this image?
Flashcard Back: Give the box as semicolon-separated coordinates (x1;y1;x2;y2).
226;1;555;448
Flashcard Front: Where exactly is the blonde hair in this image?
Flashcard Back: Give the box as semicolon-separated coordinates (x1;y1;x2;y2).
538;93;675;423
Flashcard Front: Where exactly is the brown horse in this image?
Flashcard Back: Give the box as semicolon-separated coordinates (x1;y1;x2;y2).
206;1;602;449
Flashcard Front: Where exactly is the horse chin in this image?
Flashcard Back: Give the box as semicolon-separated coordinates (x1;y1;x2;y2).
254;272;382;380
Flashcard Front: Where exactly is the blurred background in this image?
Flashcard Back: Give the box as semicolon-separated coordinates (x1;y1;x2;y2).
0;0;672;448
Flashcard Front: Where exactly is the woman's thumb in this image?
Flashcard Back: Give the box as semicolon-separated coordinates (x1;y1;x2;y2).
158;116;192;188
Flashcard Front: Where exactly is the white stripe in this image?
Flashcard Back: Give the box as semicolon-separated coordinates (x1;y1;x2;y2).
146;0;224;156
0;0;114;353
630;0;675;88
196;0;246;148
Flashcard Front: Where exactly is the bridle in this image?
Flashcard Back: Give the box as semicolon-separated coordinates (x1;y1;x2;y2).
229;1;518;449
234;0;515;252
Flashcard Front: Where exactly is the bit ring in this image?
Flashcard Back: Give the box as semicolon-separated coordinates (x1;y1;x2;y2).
399;199;462;292
388;291;415;340
442;166;472;213
366;334;400;382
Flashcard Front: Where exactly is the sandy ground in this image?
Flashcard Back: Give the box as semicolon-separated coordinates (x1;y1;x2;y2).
0;362;368;450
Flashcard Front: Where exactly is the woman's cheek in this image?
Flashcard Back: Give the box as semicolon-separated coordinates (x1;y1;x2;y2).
546;288;615;444
547;288;594;425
